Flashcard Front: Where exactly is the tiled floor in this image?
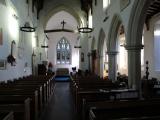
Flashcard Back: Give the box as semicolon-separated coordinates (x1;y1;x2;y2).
40;82;77;120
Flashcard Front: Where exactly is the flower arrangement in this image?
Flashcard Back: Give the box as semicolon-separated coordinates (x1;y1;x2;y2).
48;62;53;68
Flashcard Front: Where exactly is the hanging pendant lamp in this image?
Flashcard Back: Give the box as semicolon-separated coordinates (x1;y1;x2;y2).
78;24;93;33
20;22;36;32
20;1;36;32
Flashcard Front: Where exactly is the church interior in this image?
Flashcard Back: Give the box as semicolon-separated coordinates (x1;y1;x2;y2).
1;0;160;120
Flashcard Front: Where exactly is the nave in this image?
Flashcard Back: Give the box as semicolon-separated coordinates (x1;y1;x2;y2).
1;0;160;120
40;82;77;120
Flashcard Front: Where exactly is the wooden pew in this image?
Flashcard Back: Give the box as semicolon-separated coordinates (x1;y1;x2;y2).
14;82;47;104
88;99;160;120
0;75;54;120
15;75;54;102
79;89;138;120
24;75;54;96
70;77;139;120
0;111;14;120
0;96;30;120
0;89;38;120
0;85;43;115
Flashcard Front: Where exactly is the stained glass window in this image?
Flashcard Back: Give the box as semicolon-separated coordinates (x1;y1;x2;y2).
56;37;71;64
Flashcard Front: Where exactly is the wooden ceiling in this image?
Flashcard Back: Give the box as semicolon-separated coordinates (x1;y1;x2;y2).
31;0;92;19
30;0;44;19
80;0;92;17
146;0;160;29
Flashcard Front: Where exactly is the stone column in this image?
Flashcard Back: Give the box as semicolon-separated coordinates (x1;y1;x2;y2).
107;51;118;82
125;45;143;91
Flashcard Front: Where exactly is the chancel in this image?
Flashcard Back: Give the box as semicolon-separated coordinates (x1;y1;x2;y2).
1;0;160;120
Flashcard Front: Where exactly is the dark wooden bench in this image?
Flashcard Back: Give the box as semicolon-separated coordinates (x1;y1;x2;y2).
77;89;138;120
0;111;14;120
0;96;30;120
0;85;43;113
14;76;54;102
21;75;54;98
14;82;47;104
88;99;160;120
0;89;38;120
0;75;54;120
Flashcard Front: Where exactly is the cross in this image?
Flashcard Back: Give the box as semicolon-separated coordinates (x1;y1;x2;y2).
61;20;66;29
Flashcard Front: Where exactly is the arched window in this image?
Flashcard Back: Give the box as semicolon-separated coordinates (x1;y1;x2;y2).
57;37;71;64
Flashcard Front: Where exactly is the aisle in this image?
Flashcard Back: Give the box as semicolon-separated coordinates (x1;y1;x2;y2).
40;82;77;120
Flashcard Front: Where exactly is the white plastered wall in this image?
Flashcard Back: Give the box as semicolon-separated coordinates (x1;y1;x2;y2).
142;15;160;80
0;0;45;81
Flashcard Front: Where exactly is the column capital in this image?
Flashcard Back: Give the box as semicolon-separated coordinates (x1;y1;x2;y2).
107;51;118;55
125;45;144;50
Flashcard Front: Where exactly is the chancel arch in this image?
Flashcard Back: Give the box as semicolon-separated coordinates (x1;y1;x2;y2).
43;5;81;30
45;10;79;71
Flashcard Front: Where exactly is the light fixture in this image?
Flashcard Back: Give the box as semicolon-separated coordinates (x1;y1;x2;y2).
77;20;93;33
41;45;49;48
20;22;36;32
20;2;36;33
78;26;93;33
74;46;82;48
78;9;93;33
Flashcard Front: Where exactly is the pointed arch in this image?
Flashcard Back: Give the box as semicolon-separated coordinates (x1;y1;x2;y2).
44;5;82;28
126;0;152;89
97;28;106;77
127;0;151;46
108;14;124;52
97;28;106;57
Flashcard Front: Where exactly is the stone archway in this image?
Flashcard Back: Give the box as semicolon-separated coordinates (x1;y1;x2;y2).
43;5;82;29
97;28;106;77
107;14;123;81
127;0;152;90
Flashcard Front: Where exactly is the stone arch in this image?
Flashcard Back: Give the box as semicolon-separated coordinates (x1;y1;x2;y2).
108;14;124;52
43;5;82;28
107;14;126;81
97;28;106;56
127;0;151;46
97;28;106;77
126;0;152;89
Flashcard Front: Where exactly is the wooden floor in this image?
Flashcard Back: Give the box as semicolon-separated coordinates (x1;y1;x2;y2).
40;82;77;120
